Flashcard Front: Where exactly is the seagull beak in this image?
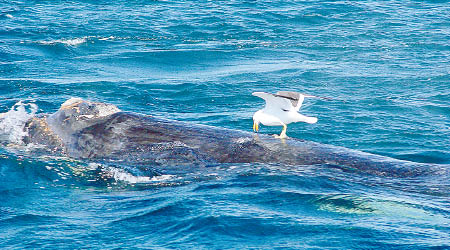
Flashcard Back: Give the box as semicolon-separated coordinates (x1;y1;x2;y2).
253;121;259;132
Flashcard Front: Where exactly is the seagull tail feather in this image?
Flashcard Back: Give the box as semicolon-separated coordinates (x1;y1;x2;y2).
297;115;318;124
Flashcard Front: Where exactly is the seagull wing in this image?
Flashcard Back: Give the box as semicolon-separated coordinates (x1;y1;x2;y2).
275;91;305;111
252;92;294;111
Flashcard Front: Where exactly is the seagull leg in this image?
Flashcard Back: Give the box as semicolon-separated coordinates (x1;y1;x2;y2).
280;124;288;138
274;124;288;139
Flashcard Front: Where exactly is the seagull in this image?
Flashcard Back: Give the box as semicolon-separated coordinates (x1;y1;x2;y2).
252;91;318;139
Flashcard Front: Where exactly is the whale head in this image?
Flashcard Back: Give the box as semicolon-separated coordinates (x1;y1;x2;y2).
46;98;121;144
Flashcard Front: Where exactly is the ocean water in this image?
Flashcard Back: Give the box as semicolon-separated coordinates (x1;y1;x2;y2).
1;0;449;249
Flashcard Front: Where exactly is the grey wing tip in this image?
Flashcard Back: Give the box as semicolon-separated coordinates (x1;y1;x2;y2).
276;91;301;99
275;91;301;107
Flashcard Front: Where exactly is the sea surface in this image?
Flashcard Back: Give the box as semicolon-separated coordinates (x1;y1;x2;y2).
1;0;449;249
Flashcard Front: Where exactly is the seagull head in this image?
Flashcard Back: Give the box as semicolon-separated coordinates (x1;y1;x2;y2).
252;110;262;132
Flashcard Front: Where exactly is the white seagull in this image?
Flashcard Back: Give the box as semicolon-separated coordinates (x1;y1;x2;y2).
252;91;318;139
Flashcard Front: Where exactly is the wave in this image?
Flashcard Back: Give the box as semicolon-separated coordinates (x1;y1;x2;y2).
98;36;116;41
99;164;176;184
36;36;122;47
0;101;37;145
38;37;88;46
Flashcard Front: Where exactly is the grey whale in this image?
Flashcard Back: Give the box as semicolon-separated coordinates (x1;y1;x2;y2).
21;98;448;177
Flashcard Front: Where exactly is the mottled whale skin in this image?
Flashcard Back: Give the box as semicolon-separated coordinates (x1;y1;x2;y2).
22;99;447;177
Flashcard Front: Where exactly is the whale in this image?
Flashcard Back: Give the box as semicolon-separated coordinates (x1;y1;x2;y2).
19;98;448;178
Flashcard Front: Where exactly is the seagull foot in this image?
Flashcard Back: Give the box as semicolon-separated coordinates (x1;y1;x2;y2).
274;124;288;139
273;134;288;139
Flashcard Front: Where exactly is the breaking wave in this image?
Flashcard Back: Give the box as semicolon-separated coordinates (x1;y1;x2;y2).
38;37;88;46
93;163;176;184
0;101;37;145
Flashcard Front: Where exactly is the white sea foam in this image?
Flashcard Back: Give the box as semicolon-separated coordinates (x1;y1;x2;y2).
0;101;38;144
88;162;175;184
105;166;175;184
98;36;116;41
39;37;87;46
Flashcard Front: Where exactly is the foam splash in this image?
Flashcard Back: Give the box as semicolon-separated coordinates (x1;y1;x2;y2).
39;37;87;46
98;36;116;41
0;101;38;144
104;165;175;184
85;163;175;184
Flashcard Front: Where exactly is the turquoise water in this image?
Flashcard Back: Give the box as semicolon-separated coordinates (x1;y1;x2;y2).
1;0;449;249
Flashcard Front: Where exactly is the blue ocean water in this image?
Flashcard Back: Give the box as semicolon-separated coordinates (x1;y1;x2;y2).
1;0;449;249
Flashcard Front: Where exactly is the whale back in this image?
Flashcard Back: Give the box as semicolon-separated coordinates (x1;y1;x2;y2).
21;99;448;177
